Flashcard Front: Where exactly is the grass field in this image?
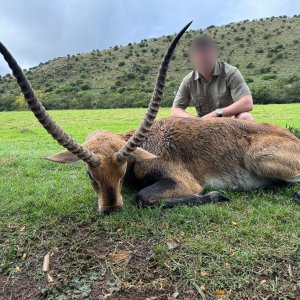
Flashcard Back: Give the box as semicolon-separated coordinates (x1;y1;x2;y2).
1;104;300;299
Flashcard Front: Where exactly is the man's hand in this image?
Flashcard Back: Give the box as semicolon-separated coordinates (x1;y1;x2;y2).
201;111;217;119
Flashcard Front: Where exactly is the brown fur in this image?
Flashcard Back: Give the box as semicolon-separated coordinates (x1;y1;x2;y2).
48;117;300;213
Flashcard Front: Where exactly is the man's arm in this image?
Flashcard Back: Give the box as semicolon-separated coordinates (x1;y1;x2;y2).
222;95;253;116
202;94;253;118
171;77;196;118
202;67;253;119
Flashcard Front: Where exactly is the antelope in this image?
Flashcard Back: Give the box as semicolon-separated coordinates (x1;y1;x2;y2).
1;22;300;214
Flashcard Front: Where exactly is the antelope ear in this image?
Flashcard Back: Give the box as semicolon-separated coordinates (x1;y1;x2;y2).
45;151;80;164
133;147;158;161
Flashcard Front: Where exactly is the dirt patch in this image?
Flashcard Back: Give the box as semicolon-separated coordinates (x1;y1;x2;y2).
0;272;41;300
0;224;199;300
91;287;200;300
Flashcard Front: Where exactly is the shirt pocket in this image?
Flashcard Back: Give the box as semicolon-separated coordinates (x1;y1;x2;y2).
214;91;232;108
193;97;210;117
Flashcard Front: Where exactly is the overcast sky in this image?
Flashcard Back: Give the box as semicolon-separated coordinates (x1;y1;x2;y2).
0;0;299;75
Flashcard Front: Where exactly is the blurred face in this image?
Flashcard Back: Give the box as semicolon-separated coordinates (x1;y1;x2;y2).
191;46;217;74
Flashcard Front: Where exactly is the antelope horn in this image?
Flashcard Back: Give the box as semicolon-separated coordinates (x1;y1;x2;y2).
116;21;192;163
0;42;100;168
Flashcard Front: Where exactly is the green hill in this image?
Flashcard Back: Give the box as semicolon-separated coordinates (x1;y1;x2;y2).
0;15;300;111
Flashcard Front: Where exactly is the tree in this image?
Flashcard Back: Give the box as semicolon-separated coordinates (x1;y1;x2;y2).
15;90;45;111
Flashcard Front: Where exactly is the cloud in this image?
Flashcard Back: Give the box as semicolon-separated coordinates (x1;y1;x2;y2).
0;0;299;75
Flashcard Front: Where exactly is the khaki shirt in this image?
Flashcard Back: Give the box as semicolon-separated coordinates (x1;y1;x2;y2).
173;61;251;116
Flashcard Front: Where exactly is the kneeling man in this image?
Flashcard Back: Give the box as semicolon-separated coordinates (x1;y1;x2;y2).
172;36;254;120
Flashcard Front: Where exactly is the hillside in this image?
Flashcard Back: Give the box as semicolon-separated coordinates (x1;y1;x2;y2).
0;15;300;111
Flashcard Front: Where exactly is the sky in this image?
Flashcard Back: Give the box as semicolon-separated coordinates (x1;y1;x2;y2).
0;0;299;75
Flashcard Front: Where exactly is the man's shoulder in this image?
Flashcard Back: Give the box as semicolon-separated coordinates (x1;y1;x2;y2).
219;61;239;75
181;70;196;85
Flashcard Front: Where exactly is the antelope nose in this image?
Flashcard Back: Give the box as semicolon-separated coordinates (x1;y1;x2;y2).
99;204;123;215
103;206;123;215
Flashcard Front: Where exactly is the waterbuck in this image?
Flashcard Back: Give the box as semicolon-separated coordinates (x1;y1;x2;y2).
1;22;299;214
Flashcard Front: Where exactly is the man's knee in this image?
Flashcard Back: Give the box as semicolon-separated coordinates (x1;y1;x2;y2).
235;112;254;121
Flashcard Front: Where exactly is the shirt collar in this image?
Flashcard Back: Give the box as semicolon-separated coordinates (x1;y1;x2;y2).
194;61;221;80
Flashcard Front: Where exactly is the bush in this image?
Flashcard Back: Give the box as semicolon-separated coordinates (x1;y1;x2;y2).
234;36;243;41
259;66;272;74
246;62;255;68
125;73;136;80
255;48;264;53
251;83;273;103
287;126;300;139
262;74;277;80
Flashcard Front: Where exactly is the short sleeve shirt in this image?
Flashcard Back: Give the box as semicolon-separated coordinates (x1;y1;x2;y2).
172;61;251;117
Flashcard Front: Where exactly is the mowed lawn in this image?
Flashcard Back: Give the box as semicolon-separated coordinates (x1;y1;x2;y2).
0;104;300;300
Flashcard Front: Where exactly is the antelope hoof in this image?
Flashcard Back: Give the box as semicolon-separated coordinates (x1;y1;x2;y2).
135;193;157;208
294;191;300;205
206;191;230;202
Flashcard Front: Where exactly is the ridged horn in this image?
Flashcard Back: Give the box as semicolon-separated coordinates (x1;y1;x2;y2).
0;42;100;168
116;21;192;163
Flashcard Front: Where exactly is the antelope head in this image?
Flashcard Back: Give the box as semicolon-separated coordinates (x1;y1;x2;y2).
0;21;192;214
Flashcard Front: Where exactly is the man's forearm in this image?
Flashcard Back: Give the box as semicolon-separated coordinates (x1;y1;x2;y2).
222;95;253;117
171;107;196;118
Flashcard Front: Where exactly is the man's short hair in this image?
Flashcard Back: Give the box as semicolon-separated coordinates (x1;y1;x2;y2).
191;35;216;51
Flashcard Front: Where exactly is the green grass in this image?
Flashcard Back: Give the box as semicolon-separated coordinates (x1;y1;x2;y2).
1;104;300;299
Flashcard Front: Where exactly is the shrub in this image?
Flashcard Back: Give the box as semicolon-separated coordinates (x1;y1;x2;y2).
246;62;255;68
125;73;136;80
81;84;91;90
251;83;273;103
259;66;272;74
287;126;300;139
115;80;122;87
118;61;125;66
234;36;243;41
118;87;125;94
262;74;277;80
255;48;264;53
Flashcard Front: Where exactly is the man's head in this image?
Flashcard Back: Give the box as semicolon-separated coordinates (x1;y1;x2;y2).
191;35;217;74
